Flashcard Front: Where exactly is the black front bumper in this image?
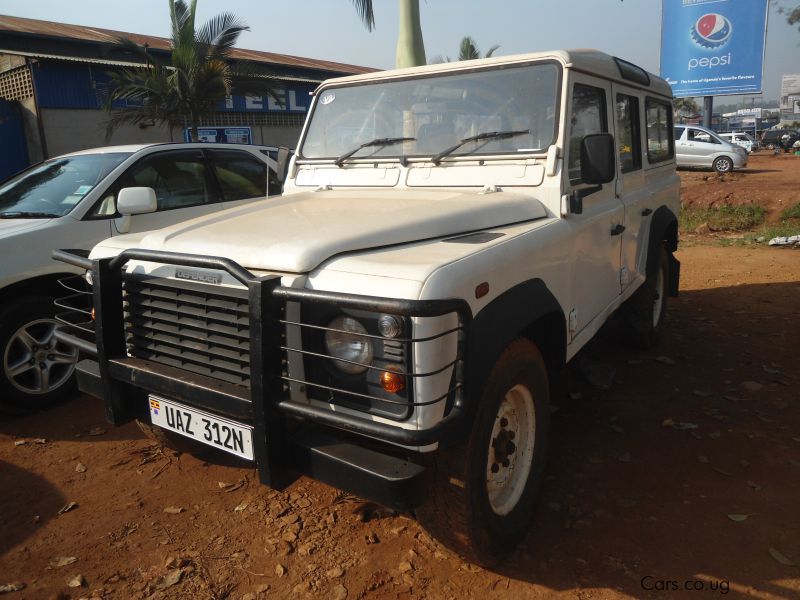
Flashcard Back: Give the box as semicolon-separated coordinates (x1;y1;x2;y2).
56;249;470;510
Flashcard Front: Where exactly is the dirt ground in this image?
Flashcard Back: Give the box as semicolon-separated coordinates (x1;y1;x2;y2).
2;162;800;599
679;152;800;223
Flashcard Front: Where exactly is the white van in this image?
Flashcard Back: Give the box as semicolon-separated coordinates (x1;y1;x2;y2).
719;132;758;153
674;125;748;173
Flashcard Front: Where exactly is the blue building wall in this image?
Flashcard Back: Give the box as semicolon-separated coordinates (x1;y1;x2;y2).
30;60;316;113
0;98;29;180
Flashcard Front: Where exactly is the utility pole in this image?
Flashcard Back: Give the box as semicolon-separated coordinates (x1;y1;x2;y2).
703;96;713;129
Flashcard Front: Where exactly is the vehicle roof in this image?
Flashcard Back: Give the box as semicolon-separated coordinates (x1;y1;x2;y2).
676;124;717;134
60;143;279;158
315;49;672;97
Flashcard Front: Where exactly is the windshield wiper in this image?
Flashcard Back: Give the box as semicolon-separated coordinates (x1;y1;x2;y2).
431;129;530;165
334;137;416;168
0;211;59;219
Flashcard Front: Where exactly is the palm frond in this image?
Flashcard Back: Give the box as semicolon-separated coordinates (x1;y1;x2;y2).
458;37;480;61
197;13;249;59
108;37;166;67
170;0;196;49
352;0;375;31
485;45;500;58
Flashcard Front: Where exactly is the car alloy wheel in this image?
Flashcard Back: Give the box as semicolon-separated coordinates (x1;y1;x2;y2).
3;318;77;396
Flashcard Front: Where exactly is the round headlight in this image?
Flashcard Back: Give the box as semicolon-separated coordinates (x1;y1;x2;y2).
325;316;373;375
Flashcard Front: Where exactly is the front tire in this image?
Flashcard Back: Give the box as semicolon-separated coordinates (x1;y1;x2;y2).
416;339;550;565
713;156;733;173
0;297;78;410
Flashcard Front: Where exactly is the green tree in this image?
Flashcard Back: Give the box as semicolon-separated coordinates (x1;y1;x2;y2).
773;1;800;32
458;36;500;61
673;97;700;122
429;36;500;64
352;0;426;67
104;0;277;140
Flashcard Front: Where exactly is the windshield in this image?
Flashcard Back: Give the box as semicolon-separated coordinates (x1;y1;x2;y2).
301;62;560;161
0;153;130;218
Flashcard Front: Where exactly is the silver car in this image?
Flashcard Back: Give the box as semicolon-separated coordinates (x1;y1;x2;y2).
674;125;748;173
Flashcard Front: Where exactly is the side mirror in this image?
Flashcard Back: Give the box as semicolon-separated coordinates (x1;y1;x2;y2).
276;146;293;184
117;187;157;215
580;133;616;185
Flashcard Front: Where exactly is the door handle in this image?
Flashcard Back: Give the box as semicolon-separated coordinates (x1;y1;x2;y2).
641;208;653;216
610;224;626;236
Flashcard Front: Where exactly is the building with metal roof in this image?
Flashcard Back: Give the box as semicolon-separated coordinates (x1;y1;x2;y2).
0;15;375;171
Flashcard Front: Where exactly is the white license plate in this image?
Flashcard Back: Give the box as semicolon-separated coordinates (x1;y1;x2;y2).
148;395;254;461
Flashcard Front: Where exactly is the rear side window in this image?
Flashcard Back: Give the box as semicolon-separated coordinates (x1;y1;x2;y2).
645;98;673;164
209;150;271;200
674;126;685;141
615;94;641;173
568;84;608;184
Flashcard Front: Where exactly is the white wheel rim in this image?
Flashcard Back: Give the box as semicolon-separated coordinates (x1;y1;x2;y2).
653;268;665;328
3;319;77;396
486;383;536;516
716;159;731;172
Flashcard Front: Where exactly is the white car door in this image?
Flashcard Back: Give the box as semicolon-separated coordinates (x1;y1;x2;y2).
674;126;692;165
613;86;649;293
565;75;625;334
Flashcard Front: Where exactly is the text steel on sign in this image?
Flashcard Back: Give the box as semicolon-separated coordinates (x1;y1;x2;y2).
660;0;768;98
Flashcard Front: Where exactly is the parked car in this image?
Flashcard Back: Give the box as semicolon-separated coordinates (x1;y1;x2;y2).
674;125;748;173
760;129;799;151
0;142;281;409
719;132;758;153
56;50;680;564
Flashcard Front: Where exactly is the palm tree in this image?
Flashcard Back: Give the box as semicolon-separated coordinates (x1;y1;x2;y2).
458;36;500;61
429;36;500;64
104;0;277;141
352;0;426;68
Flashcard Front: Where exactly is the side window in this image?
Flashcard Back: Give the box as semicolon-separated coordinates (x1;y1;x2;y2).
674;126;685;141
568;84;608;184
208;150;273;200
615;94;641;173
120;150;217;211
645;98;674;163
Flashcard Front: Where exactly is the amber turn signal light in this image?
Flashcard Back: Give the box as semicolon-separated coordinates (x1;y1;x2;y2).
91;307;96;321
380;367;405;393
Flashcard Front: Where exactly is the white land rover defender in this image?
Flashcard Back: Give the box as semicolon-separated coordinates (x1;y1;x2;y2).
55;50;680;564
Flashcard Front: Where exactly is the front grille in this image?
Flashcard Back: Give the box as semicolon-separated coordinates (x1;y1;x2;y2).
123;276;251;387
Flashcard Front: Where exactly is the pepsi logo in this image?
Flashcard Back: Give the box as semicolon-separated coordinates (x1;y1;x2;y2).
691;13;733;49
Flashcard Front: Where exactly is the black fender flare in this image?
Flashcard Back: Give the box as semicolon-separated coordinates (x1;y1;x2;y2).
450;279;565;444
646;205;680;296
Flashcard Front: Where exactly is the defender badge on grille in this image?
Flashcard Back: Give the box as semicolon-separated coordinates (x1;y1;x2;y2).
175;268;222;285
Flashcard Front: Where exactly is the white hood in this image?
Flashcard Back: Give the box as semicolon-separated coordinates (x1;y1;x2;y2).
0;218;52;237
129;189;547;273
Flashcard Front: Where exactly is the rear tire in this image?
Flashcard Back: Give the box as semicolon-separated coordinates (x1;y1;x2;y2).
713;156;733;173
416;339;550;566
623;244;669;349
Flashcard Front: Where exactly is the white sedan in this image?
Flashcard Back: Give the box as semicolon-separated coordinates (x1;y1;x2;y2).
0;142;282;409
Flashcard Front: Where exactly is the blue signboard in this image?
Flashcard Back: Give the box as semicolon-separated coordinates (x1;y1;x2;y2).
184;127;252;144
660;0;768;98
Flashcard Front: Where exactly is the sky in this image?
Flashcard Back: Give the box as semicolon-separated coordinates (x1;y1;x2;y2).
1;0;798;103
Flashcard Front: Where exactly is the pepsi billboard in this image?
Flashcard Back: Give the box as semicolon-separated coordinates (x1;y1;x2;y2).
660;0;768;98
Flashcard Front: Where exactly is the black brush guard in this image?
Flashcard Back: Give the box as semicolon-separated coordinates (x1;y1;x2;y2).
53;248;471;509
